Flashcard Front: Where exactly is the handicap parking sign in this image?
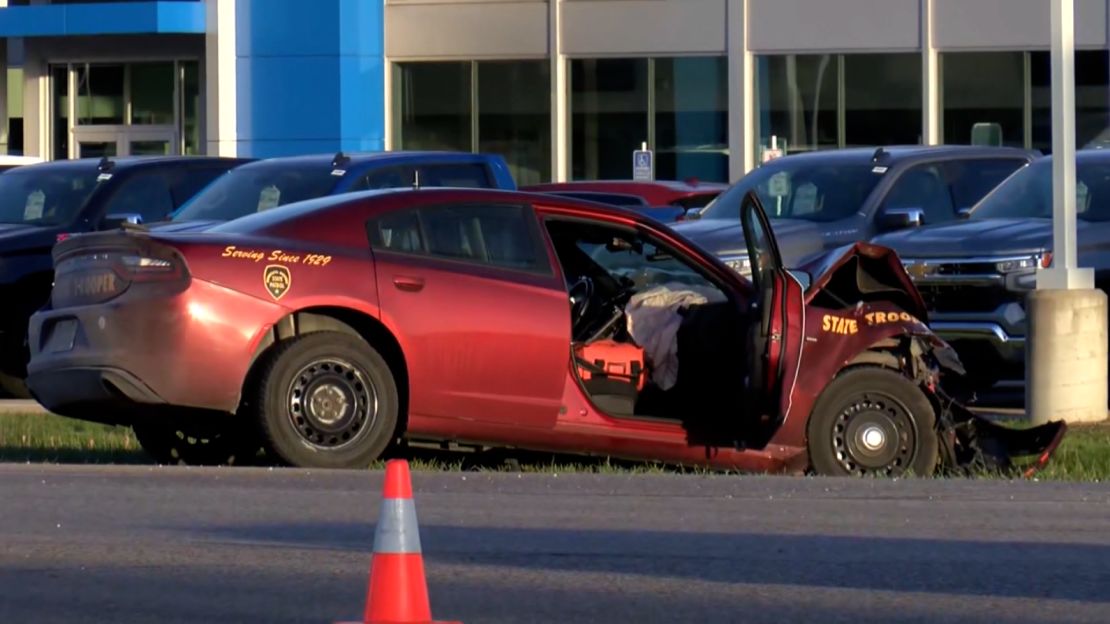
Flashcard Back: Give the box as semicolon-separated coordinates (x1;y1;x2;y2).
632;148;654;181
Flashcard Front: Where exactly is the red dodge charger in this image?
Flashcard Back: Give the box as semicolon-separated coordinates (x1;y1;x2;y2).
24;187;1065;475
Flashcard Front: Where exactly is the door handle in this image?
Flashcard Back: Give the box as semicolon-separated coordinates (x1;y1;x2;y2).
392;275;425;292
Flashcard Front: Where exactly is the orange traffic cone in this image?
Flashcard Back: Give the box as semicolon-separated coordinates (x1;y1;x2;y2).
337;459;461;624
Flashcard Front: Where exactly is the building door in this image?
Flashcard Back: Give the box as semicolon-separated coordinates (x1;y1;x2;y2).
73;126;178;158
51;61;201;160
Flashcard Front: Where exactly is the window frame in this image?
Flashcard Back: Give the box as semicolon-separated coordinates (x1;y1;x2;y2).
365;200;555;277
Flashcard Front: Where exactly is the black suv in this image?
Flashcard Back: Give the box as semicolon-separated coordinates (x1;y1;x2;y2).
673;145;1037;276
0;155;251;397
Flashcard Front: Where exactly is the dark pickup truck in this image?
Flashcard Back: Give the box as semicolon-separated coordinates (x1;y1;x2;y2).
872;150;1110;400
672;145;1037;277
0;155;251;397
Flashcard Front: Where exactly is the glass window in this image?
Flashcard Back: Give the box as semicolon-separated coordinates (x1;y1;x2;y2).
755;54;838;155
1033;50;1110;153
700;158;884;222
52;65;69;160
101;172;175;224
130;62;174;125
755;53;922;157
181;61;201;155
478;61;551;186
882;164;955;225
942;52;1025;148
0;168;103;226
170;166;237;208
171;162;340;222
359;166;414;190
75;64;125;126
654;57;728;183
367;204;546;272
843;54;922;146
971;158;1110;222
571;58;649;180
418;163;491;188
393;62;472;152
943;158;1028;210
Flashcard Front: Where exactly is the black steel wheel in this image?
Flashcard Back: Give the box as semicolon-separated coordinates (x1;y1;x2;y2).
807;367;939;477
254;331;399;469
132;419;261;466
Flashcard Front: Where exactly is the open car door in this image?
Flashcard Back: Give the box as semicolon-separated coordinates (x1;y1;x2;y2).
741;190;805;422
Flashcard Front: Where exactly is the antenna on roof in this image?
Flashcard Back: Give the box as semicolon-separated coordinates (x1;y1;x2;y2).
331;151;350;169
412;169;421;190
871;147;888;163
97;156;115;172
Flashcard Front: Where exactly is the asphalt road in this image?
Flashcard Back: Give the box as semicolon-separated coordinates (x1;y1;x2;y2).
2;465;1110;624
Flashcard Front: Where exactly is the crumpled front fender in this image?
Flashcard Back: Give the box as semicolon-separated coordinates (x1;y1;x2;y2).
909;334;1068;477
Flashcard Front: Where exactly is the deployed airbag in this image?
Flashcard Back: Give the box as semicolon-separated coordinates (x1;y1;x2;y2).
624;283;726;390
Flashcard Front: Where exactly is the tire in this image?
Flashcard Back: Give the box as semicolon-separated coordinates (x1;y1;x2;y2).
806;367;939;477
0;372;31;399
132;419;262;466
252;331;399;469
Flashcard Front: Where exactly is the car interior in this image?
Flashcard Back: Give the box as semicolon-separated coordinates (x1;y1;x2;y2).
543;217;754;441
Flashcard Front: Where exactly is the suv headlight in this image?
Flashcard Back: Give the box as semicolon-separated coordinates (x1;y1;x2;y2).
721;254;752;277
997;252;1051;273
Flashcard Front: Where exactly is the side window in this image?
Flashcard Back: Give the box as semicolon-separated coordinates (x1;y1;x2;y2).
358;166;414;190
882;164;955;225
559;223;725;293
171;166;233;207
417;164;492;188
943;158;1028;210
101;172;174;224
366;203;547;272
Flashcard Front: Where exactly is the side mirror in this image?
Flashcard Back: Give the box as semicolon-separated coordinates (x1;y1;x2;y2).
683;207;704;221
102;213;143;229
877;207;924;231
787;269;812;291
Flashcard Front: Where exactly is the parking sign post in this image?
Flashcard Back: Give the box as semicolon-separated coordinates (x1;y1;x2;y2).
1025;0;1108;425
632;142;653;181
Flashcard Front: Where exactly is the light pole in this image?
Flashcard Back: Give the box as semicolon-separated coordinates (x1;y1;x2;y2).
1025;0;1108;424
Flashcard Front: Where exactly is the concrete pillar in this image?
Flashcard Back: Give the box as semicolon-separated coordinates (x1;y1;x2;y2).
1025;288;1108;424
204;0;237;157
726;0;754;181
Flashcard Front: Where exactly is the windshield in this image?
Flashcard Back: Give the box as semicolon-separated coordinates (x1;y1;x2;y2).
0;168;103;226
698;159;884;222
172;162;342;222
971;158;1110;222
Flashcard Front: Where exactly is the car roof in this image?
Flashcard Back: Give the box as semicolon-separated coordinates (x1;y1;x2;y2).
765;144;1037;166
231;150;501;171
524;179;728;193
205;186;648;235
1037;148;1110;164
3;155;248;173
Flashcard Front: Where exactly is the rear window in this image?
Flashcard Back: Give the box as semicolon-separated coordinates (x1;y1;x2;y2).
171;162;341;222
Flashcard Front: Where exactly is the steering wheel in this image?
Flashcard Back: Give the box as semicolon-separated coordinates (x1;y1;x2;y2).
568;276;594;331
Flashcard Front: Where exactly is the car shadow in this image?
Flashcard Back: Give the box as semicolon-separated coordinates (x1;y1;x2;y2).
174;521;1110;604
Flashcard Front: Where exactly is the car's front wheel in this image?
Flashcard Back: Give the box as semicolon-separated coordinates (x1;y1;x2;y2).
807;367;939;477
252;331;399;469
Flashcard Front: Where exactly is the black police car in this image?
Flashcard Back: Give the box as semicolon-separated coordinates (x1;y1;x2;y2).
0;155;251;397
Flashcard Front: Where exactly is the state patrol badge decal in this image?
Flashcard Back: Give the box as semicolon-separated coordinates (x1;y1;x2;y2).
263;264;292;300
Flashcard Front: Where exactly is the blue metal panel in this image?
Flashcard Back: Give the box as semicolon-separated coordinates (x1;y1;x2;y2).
0;1;205;37
236;0;385;158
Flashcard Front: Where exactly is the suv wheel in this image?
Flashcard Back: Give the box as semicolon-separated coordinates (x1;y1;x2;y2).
807;367;939;477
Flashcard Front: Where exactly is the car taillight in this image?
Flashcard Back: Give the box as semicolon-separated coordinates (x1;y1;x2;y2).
117;254;183;282
1041;251;1053;268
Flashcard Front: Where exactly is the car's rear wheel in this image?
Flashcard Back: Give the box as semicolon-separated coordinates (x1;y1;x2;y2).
132;419;262;466
253;331;399;469
807;367;939;477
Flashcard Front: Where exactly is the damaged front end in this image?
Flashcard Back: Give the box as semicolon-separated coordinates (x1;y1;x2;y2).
909;334;1067;478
